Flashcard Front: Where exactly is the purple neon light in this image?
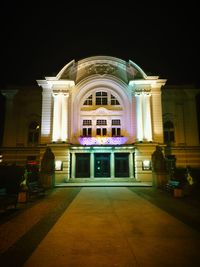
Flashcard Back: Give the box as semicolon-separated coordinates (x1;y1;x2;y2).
78;137;128;145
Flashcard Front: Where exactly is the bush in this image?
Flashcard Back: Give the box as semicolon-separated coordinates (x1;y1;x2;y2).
0;165;25;194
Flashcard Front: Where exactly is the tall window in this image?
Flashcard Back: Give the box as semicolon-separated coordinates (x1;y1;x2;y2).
112;120;121;136
164;121;175;144
96;128;107;136
28;121;40;145
96;92;108;105
82;128;92;137
112;128;121;137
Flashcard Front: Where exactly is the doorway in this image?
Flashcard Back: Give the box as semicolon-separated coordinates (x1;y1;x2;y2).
115;153;129;177
76;153;90;178
94;153;110;177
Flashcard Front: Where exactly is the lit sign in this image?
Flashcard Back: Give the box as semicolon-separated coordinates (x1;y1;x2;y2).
78;137;128;145
142;160;151;170
55;160;63;171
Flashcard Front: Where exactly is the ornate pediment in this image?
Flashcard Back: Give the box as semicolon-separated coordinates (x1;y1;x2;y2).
81;107;122;116
86;63;117;75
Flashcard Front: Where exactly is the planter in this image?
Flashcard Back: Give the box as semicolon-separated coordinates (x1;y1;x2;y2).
18;191;29;203
173;188;183;198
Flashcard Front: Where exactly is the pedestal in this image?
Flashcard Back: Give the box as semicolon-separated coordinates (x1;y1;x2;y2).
40;173;54;188
152;172;168;189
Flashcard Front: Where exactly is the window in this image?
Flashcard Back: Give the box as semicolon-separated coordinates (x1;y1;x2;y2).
112;128;121;137
112;119;120;125
83;120;92;126
96;92;108;105
84;95;93;105
164;121;175;144
111;94;120;105
96;120;107;125
28;121;40;145
82;128;92;137
96;128;107;136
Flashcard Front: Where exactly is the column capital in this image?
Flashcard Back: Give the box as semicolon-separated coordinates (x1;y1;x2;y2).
53;89;69;96
1;90;18;100
134;89;151;96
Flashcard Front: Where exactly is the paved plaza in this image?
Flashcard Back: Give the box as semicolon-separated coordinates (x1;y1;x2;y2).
0;186;200;267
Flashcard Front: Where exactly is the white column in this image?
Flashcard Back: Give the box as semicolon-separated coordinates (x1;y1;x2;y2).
129;152;134;178
52;94;61;142
61;93;69;142
135;94;144;141
143;94;152;141
90;152;94;178
151;89;163;143
71;152;76;179
40;88;52;143
111;152;115;178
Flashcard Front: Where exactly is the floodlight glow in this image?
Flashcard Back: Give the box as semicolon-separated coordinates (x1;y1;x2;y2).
135;95;144;141
61;94;68;141
143;94;152;141
52;94;61;141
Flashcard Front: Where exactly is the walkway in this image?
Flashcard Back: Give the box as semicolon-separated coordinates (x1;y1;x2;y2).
0;187;200;266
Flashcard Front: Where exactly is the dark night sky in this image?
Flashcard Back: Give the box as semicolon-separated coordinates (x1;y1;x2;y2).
0;2;199;143
1;2;199;87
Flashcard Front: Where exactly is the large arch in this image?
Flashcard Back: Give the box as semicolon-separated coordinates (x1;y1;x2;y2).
71;76;133;143
56;55;147;83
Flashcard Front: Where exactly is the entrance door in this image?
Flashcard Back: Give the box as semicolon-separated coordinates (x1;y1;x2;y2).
94;153;110;177
115;153;129;177
76;153;90;178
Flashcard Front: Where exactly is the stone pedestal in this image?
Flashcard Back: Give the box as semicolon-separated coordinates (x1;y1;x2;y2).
40;147;55;188
152;172;168;189
40;173;54;189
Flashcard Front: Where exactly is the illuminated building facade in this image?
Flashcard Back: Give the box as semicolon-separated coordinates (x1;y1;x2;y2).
1;56;200;184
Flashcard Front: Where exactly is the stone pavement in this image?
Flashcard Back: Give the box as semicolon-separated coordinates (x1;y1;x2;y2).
0;186;200;267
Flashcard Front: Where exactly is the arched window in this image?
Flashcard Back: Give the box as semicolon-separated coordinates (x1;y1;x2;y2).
83;95;93;105
80;90;122;139
111;94;120;105
96;91;108;105
28;121;40;145
164;121;175;144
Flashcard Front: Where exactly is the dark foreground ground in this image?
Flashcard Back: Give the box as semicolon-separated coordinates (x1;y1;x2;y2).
0;186;200;267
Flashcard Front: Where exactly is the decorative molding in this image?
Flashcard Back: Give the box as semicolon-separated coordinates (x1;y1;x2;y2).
52;90;69;96
86;63;117;75
134;88;152;96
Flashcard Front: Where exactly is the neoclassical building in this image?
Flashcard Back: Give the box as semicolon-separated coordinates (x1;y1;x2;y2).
1;56;200;184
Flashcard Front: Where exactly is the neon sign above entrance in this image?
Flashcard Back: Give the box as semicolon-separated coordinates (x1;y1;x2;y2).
78;137;128;145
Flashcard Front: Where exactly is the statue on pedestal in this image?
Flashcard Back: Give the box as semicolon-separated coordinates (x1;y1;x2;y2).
151;146;167;188
40;147;55;188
